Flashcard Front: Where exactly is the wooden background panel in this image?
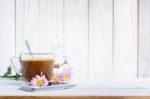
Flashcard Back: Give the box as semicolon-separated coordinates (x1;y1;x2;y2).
114;0;137;78
54;0;64;63
16;0;40;55
0;0;141;80
39;0;64;63
0;0;15;75
16;0;63;63
89;0;113;79
63;0;89;80
139;0;150;77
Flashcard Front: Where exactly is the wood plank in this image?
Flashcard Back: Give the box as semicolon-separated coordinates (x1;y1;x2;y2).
89;0;113;79
63;0;89;80
1;96;150;99
114;0;137;78
16;0;40;55
16;0;63;63
0;0;15;75
139;0;150;77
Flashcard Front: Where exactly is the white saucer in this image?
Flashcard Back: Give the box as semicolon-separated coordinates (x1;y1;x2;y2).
21;82;76;92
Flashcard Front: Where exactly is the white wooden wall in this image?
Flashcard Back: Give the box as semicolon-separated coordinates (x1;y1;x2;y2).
63;0;88;80
0;0;15;75
0;0;149;80
89;0;113;80
114;0;137;78
139;0;150;77
16;0;64;62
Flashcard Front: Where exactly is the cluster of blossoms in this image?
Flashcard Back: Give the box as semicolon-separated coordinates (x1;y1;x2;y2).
51;66;73;83
30;66;73;87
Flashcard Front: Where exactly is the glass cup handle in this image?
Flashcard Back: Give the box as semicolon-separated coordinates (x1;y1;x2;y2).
10;56;22;75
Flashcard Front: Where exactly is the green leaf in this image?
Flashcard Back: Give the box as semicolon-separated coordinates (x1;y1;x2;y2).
1;65;22;80
3;66;12;77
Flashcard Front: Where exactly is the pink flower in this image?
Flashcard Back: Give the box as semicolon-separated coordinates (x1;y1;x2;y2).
51;73;61;83
30;75;49;87
61;66;73;81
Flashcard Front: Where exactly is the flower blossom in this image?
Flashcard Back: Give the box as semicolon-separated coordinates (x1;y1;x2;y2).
30;74;49;87
61;66;73;81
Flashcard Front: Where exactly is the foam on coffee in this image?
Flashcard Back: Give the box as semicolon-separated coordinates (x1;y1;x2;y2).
23;58;54;61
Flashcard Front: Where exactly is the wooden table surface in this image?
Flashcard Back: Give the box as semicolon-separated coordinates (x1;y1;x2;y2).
1;79;150;99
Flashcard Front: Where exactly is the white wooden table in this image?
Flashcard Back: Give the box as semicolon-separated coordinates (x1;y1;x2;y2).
1;79;150;96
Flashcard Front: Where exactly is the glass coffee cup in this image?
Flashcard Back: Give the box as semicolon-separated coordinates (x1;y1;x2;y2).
10;53;55;82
